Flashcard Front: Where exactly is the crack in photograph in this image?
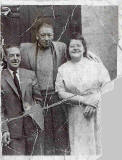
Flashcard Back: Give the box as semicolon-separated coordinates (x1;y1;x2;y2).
0;3;118;160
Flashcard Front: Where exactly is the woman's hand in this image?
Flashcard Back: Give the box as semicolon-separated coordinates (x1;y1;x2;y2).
87;51;102;63
83;105;96;119
82;89;101;107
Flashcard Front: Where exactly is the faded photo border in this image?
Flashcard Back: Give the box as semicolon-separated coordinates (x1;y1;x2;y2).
0;0;122;160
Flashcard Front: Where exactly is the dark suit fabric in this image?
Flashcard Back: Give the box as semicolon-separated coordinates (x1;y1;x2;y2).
19;68;44;155
1;69;43;155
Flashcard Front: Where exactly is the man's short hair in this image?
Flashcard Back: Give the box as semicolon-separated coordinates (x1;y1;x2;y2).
3;44;20;56
33;17;54;34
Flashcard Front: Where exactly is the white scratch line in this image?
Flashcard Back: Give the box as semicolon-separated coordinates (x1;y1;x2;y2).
57;6;78;41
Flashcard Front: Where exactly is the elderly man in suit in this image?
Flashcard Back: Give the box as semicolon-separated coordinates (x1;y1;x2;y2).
1;45;44;155
20;19;70;155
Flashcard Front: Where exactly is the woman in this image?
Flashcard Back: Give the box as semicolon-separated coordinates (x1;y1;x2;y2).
55;33;110;158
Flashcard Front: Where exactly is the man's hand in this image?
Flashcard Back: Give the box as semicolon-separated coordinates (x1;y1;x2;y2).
2;131;11;146
83;105;96;119
24;102;32;111
87;51;102;63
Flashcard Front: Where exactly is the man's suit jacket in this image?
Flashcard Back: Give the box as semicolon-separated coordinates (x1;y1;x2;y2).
19;68;44;130
20;41;68;118
1;68;43;139
20;41;67;71
1;69;25;138
19;68;40;105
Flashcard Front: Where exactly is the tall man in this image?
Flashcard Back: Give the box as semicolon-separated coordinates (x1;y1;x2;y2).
20;19;69;155
1;45;43;155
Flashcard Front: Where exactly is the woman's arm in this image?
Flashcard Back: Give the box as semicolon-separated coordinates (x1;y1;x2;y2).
55;70;100;107
58;89;100;107
98;62;112;95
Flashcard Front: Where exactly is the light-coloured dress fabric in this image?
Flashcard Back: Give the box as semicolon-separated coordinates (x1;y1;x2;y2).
55;58;110;157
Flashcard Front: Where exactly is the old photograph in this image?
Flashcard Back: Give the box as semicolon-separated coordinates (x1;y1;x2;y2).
0;3;118;160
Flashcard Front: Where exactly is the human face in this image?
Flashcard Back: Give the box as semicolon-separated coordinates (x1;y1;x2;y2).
37;25;54;48
6;47;21;71
69;39;84;61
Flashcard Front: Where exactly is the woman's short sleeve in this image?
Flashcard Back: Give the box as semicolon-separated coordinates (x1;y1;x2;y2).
99;63;111;85
98;62;113;94
55;68;66;92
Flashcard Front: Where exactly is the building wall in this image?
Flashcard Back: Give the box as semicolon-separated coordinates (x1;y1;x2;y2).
2;5;81;45
82;6;118;80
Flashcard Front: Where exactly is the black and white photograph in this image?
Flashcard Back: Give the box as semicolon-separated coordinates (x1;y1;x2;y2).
0;1;121;160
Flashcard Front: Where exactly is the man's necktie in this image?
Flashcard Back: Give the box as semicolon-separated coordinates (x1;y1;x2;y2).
13;70;22;98
13;70;24;112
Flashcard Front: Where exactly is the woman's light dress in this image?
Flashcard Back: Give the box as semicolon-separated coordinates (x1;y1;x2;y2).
55;58;110;157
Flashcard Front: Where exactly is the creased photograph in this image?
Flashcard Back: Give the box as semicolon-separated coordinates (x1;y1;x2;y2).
0;1;121;160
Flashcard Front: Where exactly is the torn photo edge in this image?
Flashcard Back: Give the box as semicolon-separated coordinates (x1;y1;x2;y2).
0;0;122;159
